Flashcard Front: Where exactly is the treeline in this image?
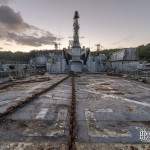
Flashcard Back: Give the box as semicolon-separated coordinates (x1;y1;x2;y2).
93;44;150;62
1;44;150;63
137;43;150;62
0;50;51;64
0;51;30;63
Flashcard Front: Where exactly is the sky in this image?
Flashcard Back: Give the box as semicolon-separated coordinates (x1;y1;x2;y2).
0;0;150;52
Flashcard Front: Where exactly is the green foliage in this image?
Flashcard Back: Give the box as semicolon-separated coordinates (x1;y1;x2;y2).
0;51;30;63
0;50;56;64
137;44;150;62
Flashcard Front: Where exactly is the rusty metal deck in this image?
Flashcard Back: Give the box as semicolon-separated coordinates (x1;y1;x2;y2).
0;74;150;150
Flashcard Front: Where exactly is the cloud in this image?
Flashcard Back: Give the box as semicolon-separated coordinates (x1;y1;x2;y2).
0;5;29;31
0;0;13;5
6;32;57;46
0;5;58;47
0;47;3;49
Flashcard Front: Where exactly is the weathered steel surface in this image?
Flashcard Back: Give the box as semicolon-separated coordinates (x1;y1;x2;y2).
76;75;150;144
0;75;69;119
0;74;150;149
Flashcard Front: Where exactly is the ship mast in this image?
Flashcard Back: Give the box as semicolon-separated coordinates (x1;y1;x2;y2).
73;11;80;48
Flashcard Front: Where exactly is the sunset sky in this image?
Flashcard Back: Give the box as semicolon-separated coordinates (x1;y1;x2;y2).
0;0;150;52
